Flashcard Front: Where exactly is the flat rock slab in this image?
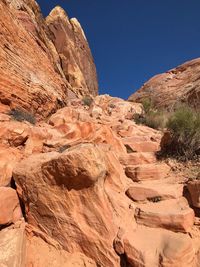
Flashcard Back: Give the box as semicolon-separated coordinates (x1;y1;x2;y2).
125;163;171;182
0;223;25;267
126;183;183;203
122;139;160;152
119;152;157;166
122;226;195;267
135;198;195;233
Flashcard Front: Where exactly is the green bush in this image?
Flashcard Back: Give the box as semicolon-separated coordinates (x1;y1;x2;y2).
162;106;200;160
82;95;93;107
133;97;167;130
9;108;36;124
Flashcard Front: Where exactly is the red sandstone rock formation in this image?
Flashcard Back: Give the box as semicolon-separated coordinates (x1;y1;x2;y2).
129;58;200;109
0;1;200;266
0;0;98;119
46;6;98;97
0;94;199;266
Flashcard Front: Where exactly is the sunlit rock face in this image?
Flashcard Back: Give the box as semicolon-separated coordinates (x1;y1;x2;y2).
46;6;98;97
0;0;98;119
129;58;200;109
0;1;200;266
0;93;198;267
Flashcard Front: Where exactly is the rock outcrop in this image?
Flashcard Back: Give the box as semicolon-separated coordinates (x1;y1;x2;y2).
129;58;200;109
0;0;98;119
0;1;200;266
0;93;199;266
46;6;98;97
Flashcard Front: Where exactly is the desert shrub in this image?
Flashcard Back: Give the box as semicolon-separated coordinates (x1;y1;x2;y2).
133;97;167;129
9;108;36;124
134;110;167;130
82;95;93;107
142;98;153;113
161;105;200;160
144;111;167;129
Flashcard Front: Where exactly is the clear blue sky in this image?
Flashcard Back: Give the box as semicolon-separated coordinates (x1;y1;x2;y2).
37;0;200;99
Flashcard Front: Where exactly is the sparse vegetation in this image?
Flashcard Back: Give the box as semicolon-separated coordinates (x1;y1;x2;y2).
161;105;200;160
134;110;168;130
9;108;36;124
134;98;200;161
142;97;153;113
82;95;93;107
133;98;167;130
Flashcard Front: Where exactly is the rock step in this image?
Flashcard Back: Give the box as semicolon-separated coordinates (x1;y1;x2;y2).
135;198;195;233
126;183;183;203
116;226;195;267
187;180;200;208
122;138;160;152
125;163;171;182
119;152;157;166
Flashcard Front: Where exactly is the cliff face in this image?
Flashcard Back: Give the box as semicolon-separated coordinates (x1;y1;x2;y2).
46;7;98;97
0;0;98;118
128;58;200;109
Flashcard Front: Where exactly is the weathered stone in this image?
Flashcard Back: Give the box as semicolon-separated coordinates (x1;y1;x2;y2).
129;58;200;109
0;187;22;226
126;183;183;203
135;198;195;233
187;180;200;208
0;222;26;267
125;163;171;182
46;6;98;97
0;0;98;119
123;226;196;267
14;144;133;267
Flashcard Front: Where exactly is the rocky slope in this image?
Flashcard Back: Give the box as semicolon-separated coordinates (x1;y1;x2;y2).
129;58;200;109
0;0;98;119
0;1;200;266
0;94;200;267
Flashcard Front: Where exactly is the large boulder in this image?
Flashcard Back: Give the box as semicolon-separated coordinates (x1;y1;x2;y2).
13;143;133;266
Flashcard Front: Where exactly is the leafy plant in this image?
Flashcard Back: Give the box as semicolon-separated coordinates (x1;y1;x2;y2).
9;108;36;124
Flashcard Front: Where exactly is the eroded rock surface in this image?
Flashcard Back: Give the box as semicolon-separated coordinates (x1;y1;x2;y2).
0;0;98;119
0;1;199;266
129;58;200;109
0;94;193;266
